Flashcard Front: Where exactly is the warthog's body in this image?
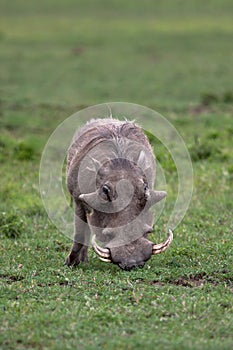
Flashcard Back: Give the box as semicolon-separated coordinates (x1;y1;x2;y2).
66;118;172;270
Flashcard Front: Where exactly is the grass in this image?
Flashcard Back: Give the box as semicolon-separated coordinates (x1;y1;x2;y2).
0;1;233;349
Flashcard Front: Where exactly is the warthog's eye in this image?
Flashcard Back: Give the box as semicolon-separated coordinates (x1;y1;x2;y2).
102;185;110;194
101;184;111;201
143;183;150;200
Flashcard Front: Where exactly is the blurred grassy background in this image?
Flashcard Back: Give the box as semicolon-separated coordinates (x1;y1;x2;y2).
0;1;232;350
0;0;232;108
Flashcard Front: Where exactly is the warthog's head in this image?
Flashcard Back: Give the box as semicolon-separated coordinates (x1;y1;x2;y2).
79;156;173;270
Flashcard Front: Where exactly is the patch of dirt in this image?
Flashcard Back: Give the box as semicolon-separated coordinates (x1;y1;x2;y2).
151;271;233;289
188;104;212;115
150;281;165;287
150;270;233;293
151;276;204;288
0;274;24;283
71;46;85;56
171;274;206;288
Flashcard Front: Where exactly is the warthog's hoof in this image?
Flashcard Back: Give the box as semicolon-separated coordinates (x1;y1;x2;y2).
65;244;88;267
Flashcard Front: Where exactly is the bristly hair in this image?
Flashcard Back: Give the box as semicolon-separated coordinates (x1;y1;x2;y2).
103;157;136;171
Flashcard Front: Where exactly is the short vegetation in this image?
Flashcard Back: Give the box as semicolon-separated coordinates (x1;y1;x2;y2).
0;1;232;349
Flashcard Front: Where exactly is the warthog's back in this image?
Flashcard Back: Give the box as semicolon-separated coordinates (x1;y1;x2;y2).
66;118;154;195
67;118;152;173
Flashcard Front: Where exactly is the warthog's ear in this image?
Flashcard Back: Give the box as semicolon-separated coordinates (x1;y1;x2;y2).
148;190;166;207
79;191;99;207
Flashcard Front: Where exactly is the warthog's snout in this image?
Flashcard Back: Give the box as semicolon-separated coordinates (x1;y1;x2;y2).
108;236;153;271
92;230;173;271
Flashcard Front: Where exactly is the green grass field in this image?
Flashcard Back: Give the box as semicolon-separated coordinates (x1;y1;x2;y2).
0;1;232;349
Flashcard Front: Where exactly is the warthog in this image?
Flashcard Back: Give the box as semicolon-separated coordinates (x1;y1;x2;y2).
65;118;173;270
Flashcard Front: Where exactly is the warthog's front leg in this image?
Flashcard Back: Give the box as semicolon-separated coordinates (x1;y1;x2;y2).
65;242;89;266
65;202;90;266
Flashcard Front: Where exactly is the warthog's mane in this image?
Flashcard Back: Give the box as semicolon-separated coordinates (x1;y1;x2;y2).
66;118;153;197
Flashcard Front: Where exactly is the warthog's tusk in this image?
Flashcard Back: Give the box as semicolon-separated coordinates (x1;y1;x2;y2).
92;235;111;262
99;257;112;263
152;229;173;254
